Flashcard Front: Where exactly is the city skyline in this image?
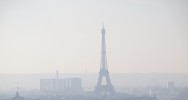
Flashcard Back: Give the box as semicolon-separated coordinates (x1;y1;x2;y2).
0;0;188;74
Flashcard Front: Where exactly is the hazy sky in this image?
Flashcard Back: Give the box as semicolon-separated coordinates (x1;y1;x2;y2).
0;0;188;74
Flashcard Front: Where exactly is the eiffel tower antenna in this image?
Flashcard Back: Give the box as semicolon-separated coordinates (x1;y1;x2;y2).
95;24;115;94
102;22;104;29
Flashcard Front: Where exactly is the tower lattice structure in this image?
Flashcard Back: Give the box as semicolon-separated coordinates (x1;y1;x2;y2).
95;25;115;94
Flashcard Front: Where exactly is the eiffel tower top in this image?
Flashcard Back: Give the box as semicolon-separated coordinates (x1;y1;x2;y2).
101;22;105;34
100;23;108;70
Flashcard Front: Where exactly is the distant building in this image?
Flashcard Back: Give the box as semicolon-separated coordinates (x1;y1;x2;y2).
40;70;83;95
167;81;175;88
40;79;52;91
69;78;82;93
70;78;81;89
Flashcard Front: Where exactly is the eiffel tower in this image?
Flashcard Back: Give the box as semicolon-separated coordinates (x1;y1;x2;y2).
95;24;115;94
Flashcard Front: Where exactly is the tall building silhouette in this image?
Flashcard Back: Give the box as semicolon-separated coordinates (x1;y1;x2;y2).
95;24;115;94
40;70;83;95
